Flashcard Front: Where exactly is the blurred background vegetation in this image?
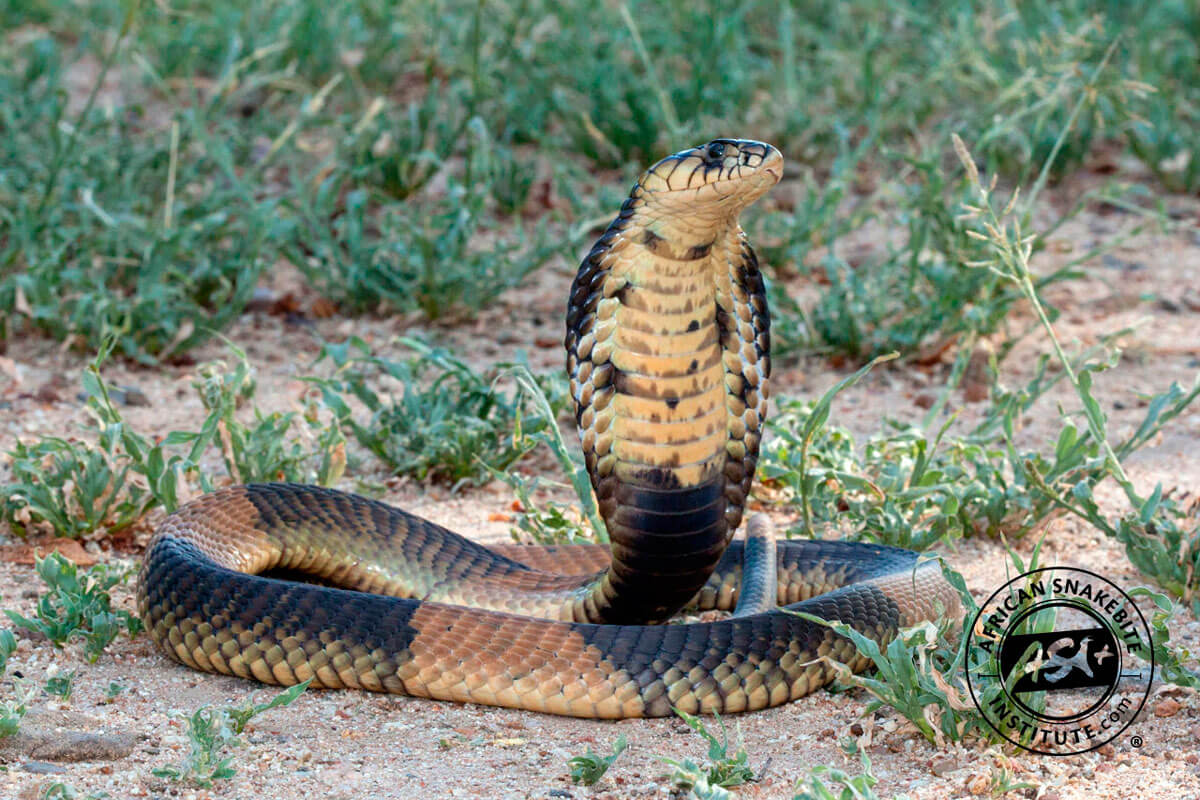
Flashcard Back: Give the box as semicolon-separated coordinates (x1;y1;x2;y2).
1;0;1196;362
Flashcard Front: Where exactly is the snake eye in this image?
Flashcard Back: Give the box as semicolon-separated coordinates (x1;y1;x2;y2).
705;141;726;161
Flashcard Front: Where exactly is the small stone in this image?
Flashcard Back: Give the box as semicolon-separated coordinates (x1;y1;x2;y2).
962;341;994;403
967;773;990;794
1098;743;1116;758
33;382;60;403
912;392;936;410
19;761;67;774
1042;793;1061;800
116;385;151;407
1154;698;1182;717
929;756;960;777
849;723;863;736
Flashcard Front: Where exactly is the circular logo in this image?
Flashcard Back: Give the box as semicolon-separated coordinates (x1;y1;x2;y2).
965;567;1153;755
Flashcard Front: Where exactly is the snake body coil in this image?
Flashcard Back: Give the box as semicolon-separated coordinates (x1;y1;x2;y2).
138;140;960;718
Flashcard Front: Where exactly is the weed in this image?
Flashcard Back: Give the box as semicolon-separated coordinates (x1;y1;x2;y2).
792;748;883;800
103;682;126;703
0;629;24;738
952;128;1200;600
0;680;36;739
3;343;342;537
1;429;146;539
1128;587;1200;688
0;16;287;363
310;338;565;486
192;346;346;486
982;760;1037;798
76;340;346;515
41;783;110;800
662;709;755;795
0;629;16;674
794;610;986;748
491;366;606;544
761;318;1195;553
43;669;76;702
152;679;310;788
284;177;555;321
4;552;142;662
567;733;627;786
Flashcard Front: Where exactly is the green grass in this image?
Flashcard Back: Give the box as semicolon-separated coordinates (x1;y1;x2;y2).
3;1;1200;361
310;338;567;486
3;341;346;538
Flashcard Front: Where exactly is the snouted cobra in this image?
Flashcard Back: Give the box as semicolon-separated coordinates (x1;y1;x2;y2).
138;139;961;718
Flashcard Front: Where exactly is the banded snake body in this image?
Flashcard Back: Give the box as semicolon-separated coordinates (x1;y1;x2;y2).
138;139;960;718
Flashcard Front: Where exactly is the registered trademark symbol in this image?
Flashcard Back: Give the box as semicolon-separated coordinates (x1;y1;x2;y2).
1130;735;1143;748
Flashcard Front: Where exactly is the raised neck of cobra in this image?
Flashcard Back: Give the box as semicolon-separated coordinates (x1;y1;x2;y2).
565;139;781;624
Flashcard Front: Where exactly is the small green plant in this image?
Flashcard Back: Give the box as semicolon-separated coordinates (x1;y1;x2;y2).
0;680;37;739
4;552;141;662
792;748;884;800
192;346;346;486
285;176;554;321
951;127;1200;601
41;781;111;800
567;733;627;786
102;682;126;703
153;679;311;788
983;760;1037;799
491;366;606;544
661;709;755;796
73;339;346;517
795;608;987;748
0;629;17;674
1129;587;1200;688
43;669;76;702
761;330;1197;553
0;629;28;739
1;429;146;539
311;338;565;485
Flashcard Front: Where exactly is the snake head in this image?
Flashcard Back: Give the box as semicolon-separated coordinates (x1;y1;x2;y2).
633;139;783;224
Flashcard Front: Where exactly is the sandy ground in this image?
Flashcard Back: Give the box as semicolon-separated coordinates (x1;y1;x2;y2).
1;171;1199;800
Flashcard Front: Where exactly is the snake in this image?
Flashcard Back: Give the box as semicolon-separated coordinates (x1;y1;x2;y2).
138;139;960;718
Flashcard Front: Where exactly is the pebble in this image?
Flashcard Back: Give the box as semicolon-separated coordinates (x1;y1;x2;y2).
19;761;67;774
929;755;961;776
1154;698;1182;717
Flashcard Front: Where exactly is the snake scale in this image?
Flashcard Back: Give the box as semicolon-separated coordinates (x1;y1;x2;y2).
138;139;960;718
